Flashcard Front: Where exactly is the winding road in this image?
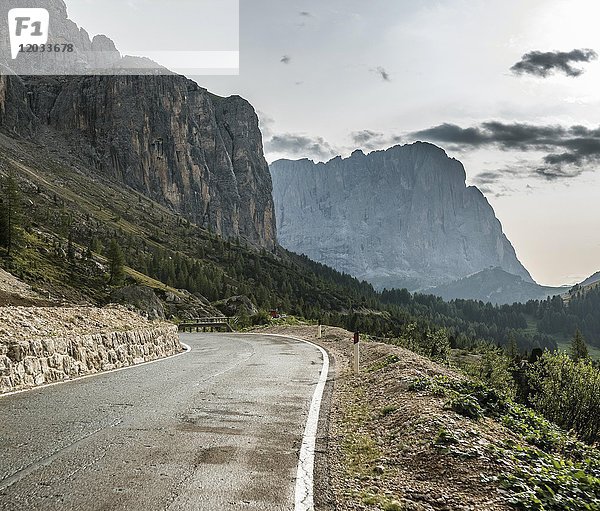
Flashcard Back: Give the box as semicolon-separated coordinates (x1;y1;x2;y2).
0;333;329;511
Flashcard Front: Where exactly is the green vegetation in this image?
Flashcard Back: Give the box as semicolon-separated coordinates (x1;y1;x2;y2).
571;328;590;361
380;404;398;417
411;375;600;510
366;354;400;373
499;443;600;511
107;239;125;286
528;351;600;444
0;170;22;257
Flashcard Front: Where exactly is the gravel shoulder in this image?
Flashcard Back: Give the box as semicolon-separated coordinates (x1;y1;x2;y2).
253;324;514;511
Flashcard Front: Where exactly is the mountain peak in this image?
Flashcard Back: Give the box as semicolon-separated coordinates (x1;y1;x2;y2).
270;144;532;291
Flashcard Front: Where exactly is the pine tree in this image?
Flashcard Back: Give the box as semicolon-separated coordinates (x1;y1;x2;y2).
0;171;22;257
506;333;520;362
107;239;125;286
67;230;76;262
570;328;589;362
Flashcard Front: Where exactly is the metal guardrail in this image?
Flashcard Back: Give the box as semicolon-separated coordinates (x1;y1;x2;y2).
178;317;234;332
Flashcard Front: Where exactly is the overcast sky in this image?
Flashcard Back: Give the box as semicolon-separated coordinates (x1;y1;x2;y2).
66;0;600;287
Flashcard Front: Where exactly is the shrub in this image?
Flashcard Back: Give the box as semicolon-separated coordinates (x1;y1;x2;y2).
380;404;398;417
250;309;271;326
446;394;484;419
423;328;451;362
528;351;600;444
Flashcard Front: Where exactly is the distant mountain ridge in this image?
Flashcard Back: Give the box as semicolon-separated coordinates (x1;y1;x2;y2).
270;143;533;292
580;271;600;288
429;267;567;305
564;270;600;302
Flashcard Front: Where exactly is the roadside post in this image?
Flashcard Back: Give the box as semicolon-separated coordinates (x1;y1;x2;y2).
353;331;360;374
317;322;322;339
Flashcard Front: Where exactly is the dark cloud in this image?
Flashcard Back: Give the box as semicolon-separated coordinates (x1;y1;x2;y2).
511;49;598;78
471;171;505;186
373;66;391;82
477;183;514;198
265;133;338;160
412;123;488;146
352;130;383;144
412;121;600;181
280;55;291;64
532;166;585;181
350;130;402;150
412;122;571;149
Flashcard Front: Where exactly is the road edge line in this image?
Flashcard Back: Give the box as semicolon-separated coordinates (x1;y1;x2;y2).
0;341;191;399
245;332;330;511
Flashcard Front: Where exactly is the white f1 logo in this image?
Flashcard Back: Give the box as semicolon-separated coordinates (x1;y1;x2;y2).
8;8;50;59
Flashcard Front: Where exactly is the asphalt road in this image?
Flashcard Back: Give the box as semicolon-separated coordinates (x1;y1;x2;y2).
0;333;327;511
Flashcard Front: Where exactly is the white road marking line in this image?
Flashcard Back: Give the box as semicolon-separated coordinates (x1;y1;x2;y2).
0;342;191;399
246;333;330;511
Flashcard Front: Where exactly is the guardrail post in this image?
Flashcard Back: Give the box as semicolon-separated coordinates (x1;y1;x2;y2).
353;331;360;374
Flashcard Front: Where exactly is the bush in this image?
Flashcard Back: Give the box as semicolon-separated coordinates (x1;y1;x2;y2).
446;394;484;419
392;324;450;362
250;309;271;326
528;351;600;444
458;346;517;400
423;328;451;362
412;374;600;508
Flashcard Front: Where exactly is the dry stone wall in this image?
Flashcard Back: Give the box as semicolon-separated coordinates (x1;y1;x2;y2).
0;306;182;393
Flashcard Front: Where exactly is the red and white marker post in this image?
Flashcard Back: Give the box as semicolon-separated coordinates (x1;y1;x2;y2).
353;331;360;374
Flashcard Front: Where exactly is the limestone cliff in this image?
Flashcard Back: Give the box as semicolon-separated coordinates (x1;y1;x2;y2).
0;74;276;249
270;143;533;291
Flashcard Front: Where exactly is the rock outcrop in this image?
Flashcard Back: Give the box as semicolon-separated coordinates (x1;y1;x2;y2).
213;295;258;317
0;306;181;393
270;143;533;291
0;74;276;249
109;286;166;320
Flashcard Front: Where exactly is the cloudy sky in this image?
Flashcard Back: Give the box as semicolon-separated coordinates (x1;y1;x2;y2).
67;0;600;286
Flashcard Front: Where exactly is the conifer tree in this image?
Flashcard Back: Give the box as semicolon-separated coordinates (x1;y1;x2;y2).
0;171;22;257
107;239;125;286
506;333;520;362
570;328;589;362
67;230;76;262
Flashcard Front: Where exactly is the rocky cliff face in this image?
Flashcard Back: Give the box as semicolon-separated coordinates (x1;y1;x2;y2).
0;74;276;249
0;0;276;249
270;143;533;290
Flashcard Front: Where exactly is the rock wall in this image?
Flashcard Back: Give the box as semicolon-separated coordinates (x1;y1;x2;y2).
0;307;182;393
271;142;533;291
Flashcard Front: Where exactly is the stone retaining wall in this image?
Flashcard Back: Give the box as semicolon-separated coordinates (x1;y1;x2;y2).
0;323;181;393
